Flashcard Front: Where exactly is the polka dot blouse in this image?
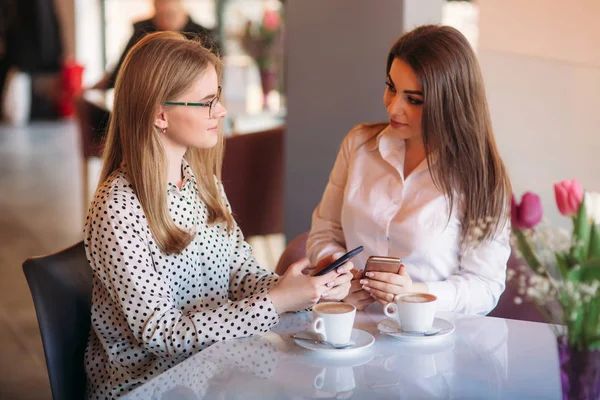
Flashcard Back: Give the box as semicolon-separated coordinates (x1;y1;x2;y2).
83;160;281;399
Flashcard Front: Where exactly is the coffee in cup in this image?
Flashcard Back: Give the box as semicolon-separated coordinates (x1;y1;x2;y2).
311;302;356;345
384;292;437;333
400;293;436;303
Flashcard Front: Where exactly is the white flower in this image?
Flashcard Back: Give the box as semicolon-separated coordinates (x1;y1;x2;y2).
526;287;538;298
514;297;523;305
506;269;516;281
580;281;599;297
569;311;578;321
584;192;600;223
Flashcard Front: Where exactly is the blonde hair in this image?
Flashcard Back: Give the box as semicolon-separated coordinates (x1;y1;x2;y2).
99;31;233;254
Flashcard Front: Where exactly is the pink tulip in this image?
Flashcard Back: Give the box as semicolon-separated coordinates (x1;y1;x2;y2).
511;193;543;230
554;180;584;217
263;10;281;31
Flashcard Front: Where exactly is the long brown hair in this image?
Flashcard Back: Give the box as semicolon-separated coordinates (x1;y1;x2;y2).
99;31;233;254
387;25;511;242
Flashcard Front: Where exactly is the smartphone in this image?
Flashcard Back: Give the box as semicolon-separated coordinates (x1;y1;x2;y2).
313;246;364;276
365;256;402;274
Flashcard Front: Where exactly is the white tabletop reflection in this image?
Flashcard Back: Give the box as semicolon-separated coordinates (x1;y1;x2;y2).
122;304;561;399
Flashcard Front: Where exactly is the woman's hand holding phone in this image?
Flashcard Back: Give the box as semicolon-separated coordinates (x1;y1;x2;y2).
342;268;376;311
270;254;354;314
359;261;430;306
312;246;363;276
360;264;413;305
342;256;403;309
314;252;354;301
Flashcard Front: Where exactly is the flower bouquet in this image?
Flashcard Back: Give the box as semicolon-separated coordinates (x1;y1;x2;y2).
241;8;283;108
511;180;600;399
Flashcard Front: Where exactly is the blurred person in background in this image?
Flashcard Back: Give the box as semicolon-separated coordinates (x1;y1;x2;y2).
92;0;220;90
0;0;63;122
0;0;16;99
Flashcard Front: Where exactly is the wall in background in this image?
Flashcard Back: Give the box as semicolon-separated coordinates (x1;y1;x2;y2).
284;0;443;241
54;0;76;59
75;0;104;85
478;0;600;227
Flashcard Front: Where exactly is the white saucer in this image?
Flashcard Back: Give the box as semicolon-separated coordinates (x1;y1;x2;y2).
293;329;375;354
377;317;455;343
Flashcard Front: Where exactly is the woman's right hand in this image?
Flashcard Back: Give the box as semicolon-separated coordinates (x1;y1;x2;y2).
269;258;349;314
342;270;375;311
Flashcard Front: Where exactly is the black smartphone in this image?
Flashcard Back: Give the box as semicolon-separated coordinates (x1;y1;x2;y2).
313;246;364;276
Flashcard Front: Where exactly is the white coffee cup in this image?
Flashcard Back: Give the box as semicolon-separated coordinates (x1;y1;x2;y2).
384;292;437;333
311;302;356;345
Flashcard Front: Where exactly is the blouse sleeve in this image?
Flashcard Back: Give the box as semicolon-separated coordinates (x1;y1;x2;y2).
425;222;511;315
85;195;280;359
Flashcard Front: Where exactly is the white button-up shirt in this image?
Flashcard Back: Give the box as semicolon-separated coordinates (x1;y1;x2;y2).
307;123;510;315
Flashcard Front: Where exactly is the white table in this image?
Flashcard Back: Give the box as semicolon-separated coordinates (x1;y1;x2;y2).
122;305;561;399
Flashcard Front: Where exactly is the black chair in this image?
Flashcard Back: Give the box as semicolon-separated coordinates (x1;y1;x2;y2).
23;241;93;400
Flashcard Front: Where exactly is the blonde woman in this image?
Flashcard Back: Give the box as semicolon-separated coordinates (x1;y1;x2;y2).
307;25;511;315
84;32;353;399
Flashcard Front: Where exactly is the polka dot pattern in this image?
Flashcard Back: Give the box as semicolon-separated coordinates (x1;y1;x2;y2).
83;160;280;399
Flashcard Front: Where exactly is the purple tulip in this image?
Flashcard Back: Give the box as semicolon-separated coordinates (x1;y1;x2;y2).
511;192;543;230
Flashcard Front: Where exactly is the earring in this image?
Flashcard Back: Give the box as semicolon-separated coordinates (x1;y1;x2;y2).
161;128;166;134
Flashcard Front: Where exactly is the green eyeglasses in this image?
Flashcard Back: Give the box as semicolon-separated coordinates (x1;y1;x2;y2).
164;86;222;119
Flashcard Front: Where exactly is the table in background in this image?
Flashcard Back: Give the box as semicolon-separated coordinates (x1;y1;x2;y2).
81;89;285;136
122;305;561;400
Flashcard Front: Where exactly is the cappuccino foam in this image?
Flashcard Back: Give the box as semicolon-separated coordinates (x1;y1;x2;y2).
315;303;355;314
400;294;436;303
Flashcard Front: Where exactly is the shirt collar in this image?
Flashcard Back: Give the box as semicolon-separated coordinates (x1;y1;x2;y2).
167;157;197;193
181;158;197;188
367;124;437;175
365;126;387;152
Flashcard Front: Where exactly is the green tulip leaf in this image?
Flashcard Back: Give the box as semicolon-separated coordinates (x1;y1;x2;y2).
515;230;541;270
568;267;581;282
578;258;600;282
569;307;585;347
588;340;600;351
555;253;569;280
586;302;600;342
572;198;591;262
588;223;600;259
564;253;581;269
580;300;599;347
